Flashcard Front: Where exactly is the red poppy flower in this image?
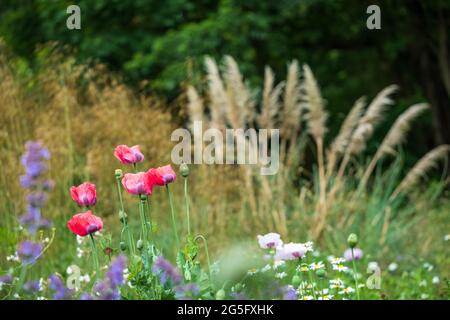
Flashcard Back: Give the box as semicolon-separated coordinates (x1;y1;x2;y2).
121;171;157;195
114;145;144;165
67;210;103;237
151;165;177;186
70;182;97;207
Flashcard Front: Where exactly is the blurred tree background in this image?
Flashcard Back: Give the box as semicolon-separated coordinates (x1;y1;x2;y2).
1;0;449;165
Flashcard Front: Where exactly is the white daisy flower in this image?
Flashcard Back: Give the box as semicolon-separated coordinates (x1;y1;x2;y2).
297;265;309;272
247;268;258;275
330;257;345;265
332;264;348;272
318;294;333;300
309;261;325;271
329;278;344;289
301;295;314;300
432;276;440;284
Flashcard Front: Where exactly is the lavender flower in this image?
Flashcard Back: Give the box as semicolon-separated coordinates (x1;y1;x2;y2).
93;256;127;300
18;141;53;234
0;274;13;286
174;283;200;300
17;241;42;265
152;256;182;286
49;274;74;300
23;280;40;293
282;285;298;300
344;248;363;262
80;292;94;300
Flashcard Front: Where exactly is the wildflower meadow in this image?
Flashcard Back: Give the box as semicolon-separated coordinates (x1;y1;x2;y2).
0;1;449;304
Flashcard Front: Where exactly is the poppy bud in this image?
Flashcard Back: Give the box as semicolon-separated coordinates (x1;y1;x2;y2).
120;242;127;251
119;210;127;223
347;233;358;248
215;288;226;300
316;269;326;279
115;169;123;179
292;275;301;287
180;163;189;177
137;239;144;251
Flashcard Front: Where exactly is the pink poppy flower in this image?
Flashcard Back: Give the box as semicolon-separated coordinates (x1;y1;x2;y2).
70;182;97;207
344;248;363;261
67;210;103;237
114;145;144;165
151;165;177;186
275;243;307;261
121;172;157;195
257;233;283;249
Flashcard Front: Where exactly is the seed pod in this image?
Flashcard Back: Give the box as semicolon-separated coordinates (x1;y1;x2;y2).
316;269;326;279
115;169;123;179
137;239;144;251
292;275;301;287
120;242;127;251
215;289;226;300
347;233;358;248
119;210;128;224
180;163;189;177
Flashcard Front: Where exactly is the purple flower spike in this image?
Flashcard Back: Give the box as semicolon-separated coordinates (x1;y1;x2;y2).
152;256;182;286
92;256;127;300
24;280;40;293
174;283;200;300
18;141;53;234
0;274;13;285
283;286;298;300
49;274;74;300
17;241;42;264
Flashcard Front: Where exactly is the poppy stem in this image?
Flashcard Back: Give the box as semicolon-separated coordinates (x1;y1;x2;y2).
138;195;149;259
89;234;100;281
115;175;135;255
351;248;360;300
184;178;191;237
145;198;153;238
165;185;180;248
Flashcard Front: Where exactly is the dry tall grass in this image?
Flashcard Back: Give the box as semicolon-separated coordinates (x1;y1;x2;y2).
185;56;449;250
